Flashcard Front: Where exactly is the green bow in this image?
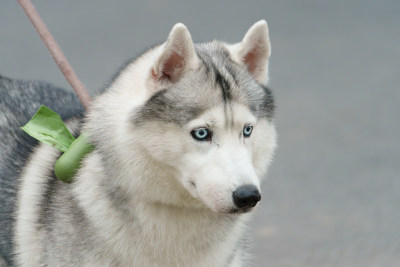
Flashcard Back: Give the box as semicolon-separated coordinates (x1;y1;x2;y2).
21;105;93;183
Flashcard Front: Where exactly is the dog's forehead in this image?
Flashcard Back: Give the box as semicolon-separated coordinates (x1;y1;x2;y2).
195;42;274;118
133;41;274;126
186;103;257;130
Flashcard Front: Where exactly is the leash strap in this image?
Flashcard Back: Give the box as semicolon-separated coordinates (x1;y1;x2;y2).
17;1;94;182
16;0;91;109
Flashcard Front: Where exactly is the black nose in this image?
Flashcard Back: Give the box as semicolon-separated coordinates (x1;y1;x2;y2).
232;185;261;209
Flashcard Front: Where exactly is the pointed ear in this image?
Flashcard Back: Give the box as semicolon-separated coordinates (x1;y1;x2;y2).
152;23;197;84
232;20;271;85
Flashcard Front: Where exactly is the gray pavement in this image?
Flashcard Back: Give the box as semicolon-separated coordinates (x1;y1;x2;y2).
1;1;400;266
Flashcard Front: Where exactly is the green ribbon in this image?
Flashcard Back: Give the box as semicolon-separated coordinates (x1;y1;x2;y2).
21;105;93;183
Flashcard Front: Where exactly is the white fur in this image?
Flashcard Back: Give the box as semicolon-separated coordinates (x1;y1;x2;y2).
14;144;58;266
14;120;80;266
15;21;277;266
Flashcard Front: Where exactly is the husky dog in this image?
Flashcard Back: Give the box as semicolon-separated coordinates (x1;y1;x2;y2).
0;20;276;266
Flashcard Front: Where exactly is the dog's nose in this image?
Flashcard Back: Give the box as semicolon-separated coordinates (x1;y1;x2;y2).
232;185;261;209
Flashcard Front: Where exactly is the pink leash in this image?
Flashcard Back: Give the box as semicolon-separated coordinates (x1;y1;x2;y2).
16;0;91;109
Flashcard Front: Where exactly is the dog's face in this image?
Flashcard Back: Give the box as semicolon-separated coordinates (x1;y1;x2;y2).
128;21;277;214
89;21;276;214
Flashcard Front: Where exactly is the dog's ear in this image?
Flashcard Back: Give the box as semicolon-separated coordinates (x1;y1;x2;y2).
151;23;197;85
232;20;271;85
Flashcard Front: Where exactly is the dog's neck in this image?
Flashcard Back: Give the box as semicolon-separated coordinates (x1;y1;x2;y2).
72;151;248;265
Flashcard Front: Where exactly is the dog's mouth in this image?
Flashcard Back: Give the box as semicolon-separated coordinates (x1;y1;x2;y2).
227;207;255;214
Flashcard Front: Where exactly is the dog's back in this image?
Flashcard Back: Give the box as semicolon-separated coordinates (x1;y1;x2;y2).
0;75;82;266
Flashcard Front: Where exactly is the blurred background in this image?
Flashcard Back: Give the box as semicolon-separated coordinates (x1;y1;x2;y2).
1;0;399;266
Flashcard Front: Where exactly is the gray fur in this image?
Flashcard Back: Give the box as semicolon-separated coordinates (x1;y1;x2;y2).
0;75;83;266
133;42;274;126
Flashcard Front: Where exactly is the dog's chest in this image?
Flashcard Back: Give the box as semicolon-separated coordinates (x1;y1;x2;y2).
100;205;245;266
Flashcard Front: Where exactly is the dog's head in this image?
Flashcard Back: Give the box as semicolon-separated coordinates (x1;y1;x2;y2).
90;21;276;214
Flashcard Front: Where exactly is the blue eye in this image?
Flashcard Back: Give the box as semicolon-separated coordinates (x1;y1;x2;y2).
243;125;253;137
191;128;212;141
